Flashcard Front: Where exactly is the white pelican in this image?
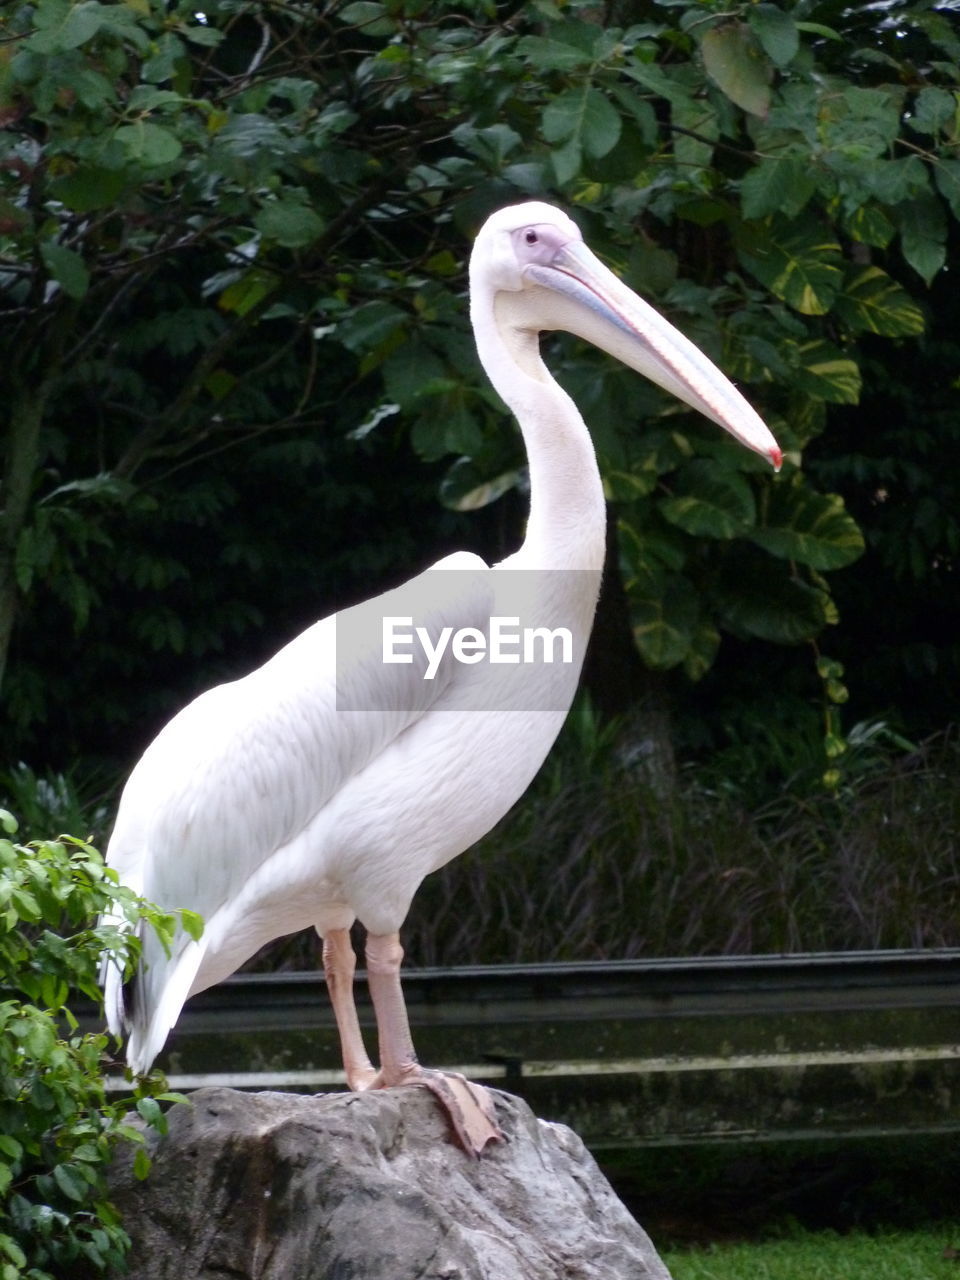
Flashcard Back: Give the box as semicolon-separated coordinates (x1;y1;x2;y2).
102;202;781;1153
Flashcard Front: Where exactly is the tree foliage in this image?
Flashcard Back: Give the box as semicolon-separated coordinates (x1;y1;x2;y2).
0;811;186;1279
1;0;958;772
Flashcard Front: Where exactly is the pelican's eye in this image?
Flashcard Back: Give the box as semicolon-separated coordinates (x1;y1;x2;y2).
524;229;539;246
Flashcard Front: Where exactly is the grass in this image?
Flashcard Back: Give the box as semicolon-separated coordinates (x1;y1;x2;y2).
399;722;960;966
603;1135;960;1280
218;718;960;972
662;1228;960;1280
8;713;960;971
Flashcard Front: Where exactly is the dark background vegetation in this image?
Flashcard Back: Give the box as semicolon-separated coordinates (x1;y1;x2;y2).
2;5;959;1272
616;1132;960;1244
2;0;960;962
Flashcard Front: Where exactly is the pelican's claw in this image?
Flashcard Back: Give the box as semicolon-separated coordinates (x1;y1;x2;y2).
418;1069;504;1157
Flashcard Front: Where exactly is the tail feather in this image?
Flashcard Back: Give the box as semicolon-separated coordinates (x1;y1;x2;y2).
101;951;128;1040
98;908;140;1039
99;904;205;1075
124;938;205;1075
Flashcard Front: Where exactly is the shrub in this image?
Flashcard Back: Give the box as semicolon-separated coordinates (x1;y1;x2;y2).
0;811;183;1279
402;725;960;964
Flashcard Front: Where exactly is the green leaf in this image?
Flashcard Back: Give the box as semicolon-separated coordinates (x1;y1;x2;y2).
640;420;697;466
750;483;865;570
542;86;622;159
52;1162;87;1203
254;201;324;249
622;59;693;107
550;136;581;186
0;1135;22;1160
0;1235;27;1269
908;86;958;135
39;972;69;1011
794;21;841;41
898;195;947;284
51;166;127;214
671;94;718;170
625;243;677;297
748;5;799;68
934;159;960;221
218;271;274;318
740;157;816;220
517;35;593;72
603;468;658;501
141;33;187;84
658;462;756;539
820;86;903;159
866;155;930;205
720;570;831;643
382;341;447;411
835;267;925;338
438;397;484;456
452;122;521;170
844;203;895;249
580;88;623;158
792;339;862;404
115;121;183;167
683;621;721;682
338;2;396;35
63;65;116;110
10;886;41;920
701;22;772;118
128;86;186;113
136;1096;163;1127
440;464;524;512
96;2;150;51
179;908;204;941
410;401;470;460
181;21;223;47
816;655;845;681
425;250;459;278
335;301;406;355
27;1;105;53
133;1146;152;1181
39;242;90;300
737;218;843;316
630;573;700;669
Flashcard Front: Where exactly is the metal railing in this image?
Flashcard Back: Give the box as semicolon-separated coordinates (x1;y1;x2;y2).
94;949;960;1148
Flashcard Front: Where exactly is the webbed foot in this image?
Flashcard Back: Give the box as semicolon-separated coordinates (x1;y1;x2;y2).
417;1068;504;1156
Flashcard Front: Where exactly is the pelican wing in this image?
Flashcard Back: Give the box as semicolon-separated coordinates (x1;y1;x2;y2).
105;551;493;1055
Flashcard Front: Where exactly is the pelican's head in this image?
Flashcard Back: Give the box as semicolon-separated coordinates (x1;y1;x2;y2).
470;202;782;469
470;201;583;294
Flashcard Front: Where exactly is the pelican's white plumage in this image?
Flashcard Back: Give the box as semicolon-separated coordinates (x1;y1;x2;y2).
103;202;780;1151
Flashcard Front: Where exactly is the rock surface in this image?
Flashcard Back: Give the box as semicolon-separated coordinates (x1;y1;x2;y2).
109;1085;673;1279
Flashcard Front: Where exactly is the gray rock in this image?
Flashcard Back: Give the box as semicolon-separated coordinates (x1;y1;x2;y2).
109;1085;673;1279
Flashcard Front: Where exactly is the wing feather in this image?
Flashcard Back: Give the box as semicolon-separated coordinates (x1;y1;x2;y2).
104;552;493;1066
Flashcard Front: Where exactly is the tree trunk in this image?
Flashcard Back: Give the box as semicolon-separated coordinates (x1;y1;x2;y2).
581;506;677;793
0;382;49;699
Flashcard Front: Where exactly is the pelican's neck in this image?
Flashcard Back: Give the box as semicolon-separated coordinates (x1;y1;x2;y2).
471;289;606;573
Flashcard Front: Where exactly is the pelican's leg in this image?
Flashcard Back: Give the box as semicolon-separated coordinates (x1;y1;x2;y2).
321;927;378;1092
365;931;503;1156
